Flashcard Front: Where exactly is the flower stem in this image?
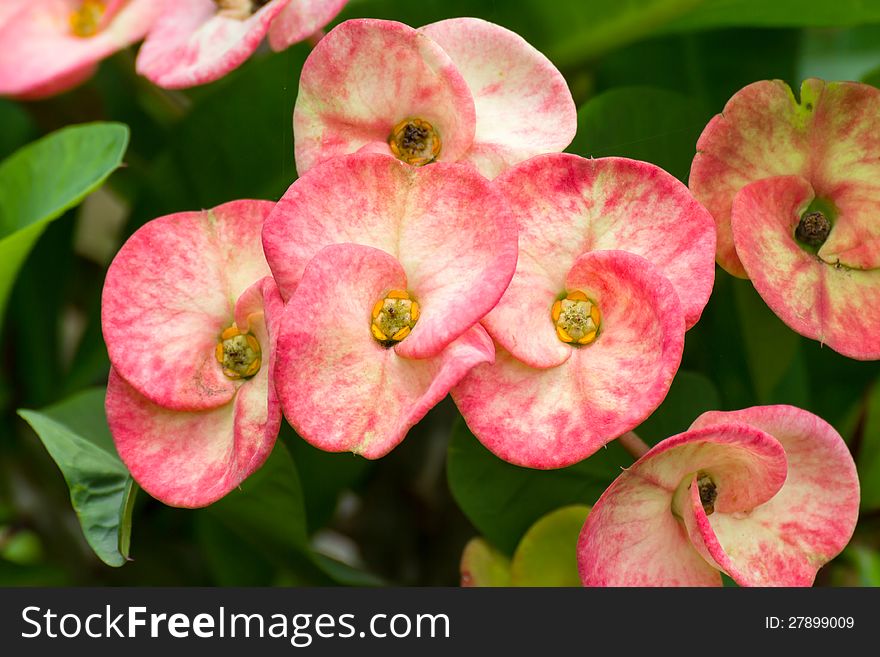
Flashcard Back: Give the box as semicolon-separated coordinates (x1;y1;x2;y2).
618;431;650;460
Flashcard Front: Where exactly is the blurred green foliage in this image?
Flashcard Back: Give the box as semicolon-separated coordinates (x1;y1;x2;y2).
1;0;879;587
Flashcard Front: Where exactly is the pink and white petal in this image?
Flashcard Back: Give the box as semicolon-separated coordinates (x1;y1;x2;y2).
292;19;475;175
267;0;347;51
0;0;162;98
453;250;685;469
274;243;494;458
731;175;880;360
579;423;788;586
578;471;722;587
136;0;290;89
420;18;576;179
263;154;518;358
688;405;860;586
106;366;280;508
102;200;273;410
496;155;716;329
690;79;816;277
0;0;28;25
481;250;572;370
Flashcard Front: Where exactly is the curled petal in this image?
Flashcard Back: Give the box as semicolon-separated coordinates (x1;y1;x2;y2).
293;19;476;174
106;291;280;508
262;153;517;359
274;243;494;458
494;155;715;332
577;423;788;586
0;0;162;98
420;18;576;179
454;250;685;468
731;175;880;360
102;200;273;410
687;406;860;586
267;0;347;51
136;0;290;89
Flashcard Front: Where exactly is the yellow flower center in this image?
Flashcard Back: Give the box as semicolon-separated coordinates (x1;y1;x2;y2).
551;291;601;345
69;0;106;38
388;118;441;166
215;325;261;379
371;289;420;346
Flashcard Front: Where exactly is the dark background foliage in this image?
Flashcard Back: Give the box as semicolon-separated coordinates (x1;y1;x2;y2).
2;0;880;586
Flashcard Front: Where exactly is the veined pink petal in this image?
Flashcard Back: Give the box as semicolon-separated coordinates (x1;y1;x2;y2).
493;155;715;338
690;79;814;277
453;250;685;469
686;406;860;586
102;200;273;410
731;175;880;360
420;18;576;179
0;0;162;98
135;0;290;89
578;472;721;587
267;0;347;51
293;19;476;175
274;243;494;459
690;78;880;277
262;153;517;359
577;424;788;586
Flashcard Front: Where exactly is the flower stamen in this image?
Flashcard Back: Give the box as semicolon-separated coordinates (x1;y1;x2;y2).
551;290;601;345
213;0;272;20
215;325;261;379
388;118;441;166
371;289;419;346
69;0;106;38
795;210;831;249
697;472;717;516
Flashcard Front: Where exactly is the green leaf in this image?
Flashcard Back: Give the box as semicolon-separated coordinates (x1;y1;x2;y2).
18;388;135;567
206;442;309;555
665;0;880;31
568;86;707;181
448;418;629;554
732;280;809;407
0;122;128;324
636;370;721;445
857;380;880;510
510;505;589;587
460;538;511;587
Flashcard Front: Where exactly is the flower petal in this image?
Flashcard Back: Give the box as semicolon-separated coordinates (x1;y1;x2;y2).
686;405;860;586
453;249;684;468
577;423;788;586
419;18;576;179
690;79;815;277
493;155;715;335
274;243;494;459
262;153;518;358
135;0;290;89
105;297;281;509
102;200;273;410
0;0;161;98
731;175;880;360
292;18;476;175
267;0;347;51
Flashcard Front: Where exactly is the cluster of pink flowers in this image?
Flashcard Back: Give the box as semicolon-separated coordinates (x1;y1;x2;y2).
0;0;348;97
34;12;861;585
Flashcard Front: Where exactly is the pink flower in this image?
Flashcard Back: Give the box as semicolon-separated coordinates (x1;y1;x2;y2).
452;154;716;468
0;0;162;99
690;79;880;360
293;18;577;179
578;405;860;586
136;0;348;89
262;153;518;458
102;200;282;507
